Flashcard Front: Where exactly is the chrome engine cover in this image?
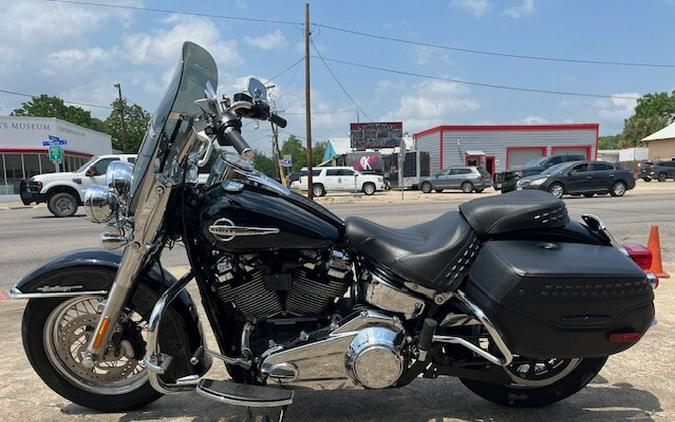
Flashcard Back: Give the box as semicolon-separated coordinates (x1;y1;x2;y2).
260;310;406;390
345;327;404;389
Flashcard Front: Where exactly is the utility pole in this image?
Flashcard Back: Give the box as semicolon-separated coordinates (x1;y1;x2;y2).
113;82;129;153
304;2;314;199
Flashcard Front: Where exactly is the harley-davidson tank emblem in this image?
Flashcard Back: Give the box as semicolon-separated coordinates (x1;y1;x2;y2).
208;218;280;242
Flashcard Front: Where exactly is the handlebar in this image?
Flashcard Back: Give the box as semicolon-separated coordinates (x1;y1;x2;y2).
215;123;254;159
270;112;287;128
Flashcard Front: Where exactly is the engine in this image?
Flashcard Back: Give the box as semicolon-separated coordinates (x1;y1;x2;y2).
212;249;352;320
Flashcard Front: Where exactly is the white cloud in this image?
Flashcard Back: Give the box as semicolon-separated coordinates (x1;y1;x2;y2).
382;80;480;132
245;30;288;50
123;15;242;67
595;92;639;122
522;115;548;124
503;0;536;18
450;0;493;18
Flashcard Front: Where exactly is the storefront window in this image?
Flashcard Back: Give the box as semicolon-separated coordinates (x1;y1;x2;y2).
0;155;7;195
40;154;55;174
4;154;23;194
24;154;41;178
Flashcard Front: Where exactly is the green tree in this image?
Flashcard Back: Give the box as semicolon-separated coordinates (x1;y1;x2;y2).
104;98;151;153
632;92;675;121
312;141;327;166
252;150;275;177
622;115;669;148
11;94;103;130
280;135;307;172
598;134;622;150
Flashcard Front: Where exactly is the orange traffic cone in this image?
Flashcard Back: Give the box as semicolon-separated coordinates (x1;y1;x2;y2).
647;225;670;278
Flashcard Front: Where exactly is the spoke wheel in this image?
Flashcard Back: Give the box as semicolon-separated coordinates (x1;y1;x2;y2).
548;183;564;198
610;181;626;197
505;357;581;388
44;296;148;395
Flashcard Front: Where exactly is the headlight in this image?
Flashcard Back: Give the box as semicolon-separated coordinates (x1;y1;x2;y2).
84;185;118;224
106;161;134;203
530;177;547;186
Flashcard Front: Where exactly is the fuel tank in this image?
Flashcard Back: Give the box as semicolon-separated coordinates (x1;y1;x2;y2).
200;182;343;251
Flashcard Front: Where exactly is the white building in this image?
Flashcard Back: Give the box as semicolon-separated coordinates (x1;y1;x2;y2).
0;116;112;194
414;123;599;175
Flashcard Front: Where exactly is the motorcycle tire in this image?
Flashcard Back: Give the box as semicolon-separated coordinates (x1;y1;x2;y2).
460;357;607;407
20;275;186;412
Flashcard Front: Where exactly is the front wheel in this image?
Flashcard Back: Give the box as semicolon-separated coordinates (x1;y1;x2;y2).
362;182;376;196
548;183;564;199
642;177;652;182
48;192;78;217
22;291;162;411
312;183;325;197
461;357;607;407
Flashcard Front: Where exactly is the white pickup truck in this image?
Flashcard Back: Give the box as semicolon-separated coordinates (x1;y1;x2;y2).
20;154;136;217
292;166;385;197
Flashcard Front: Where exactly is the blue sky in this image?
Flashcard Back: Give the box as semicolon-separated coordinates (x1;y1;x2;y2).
1;0;675;153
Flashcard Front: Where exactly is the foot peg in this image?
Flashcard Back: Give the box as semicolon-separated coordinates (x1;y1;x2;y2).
418;318;437;361
196;379;293;408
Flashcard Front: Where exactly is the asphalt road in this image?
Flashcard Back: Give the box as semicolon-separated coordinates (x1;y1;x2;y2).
1;192;673;290
0;191;674;421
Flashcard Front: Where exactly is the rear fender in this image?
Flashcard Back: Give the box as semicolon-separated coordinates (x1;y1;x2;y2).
11;248;207;381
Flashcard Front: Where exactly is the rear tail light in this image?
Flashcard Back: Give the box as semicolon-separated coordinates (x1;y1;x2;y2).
623;243;652;270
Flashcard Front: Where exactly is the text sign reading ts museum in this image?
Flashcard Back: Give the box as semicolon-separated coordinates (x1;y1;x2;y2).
350;122;402;149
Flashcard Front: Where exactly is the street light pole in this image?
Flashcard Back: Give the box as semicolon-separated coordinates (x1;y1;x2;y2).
113;83;129;153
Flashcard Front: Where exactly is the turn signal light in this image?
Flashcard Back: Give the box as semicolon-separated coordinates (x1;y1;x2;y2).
623;243;652;270
608;332;641;344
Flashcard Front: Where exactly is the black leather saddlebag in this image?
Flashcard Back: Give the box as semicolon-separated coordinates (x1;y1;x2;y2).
465;241;655;358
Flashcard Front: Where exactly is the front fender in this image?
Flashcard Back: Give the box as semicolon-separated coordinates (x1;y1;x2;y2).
12;248;206;381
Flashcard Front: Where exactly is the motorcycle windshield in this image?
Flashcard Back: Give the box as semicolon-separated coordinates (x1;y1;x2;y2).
129;41;218;212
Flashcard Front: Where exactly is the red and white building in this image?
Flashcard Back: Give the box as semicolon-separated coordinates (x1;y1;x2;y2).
413;123;599;175
0;116;112;194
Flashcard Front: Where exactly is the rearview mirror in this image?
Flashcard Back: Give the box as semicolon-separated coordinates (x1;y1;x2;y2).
248;77;268;103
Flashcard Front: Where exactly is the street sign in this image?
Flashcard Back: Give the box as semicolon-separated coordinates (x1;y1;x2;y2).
42;135;68;146
49;144;63;162
280;155;292;167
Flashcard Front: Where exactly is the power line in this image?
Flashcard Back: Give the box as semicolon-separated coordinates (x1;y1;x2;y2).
314;22;675;69
0;89;114;109
264;57;304;86
314;56;641;100
46;0;302;26
310;39;374;122
284;109;356;115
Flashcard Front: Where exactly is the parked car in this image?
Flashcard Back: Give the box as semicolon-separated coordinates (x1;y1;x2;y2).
419;166;492;193
292;166;385;197
19;154;136;217
516;160;635;198
494;154;585;193
639;160;675;182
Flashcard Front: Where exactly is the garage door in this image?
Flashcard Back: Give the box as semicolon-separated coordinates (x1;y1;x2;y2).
552;146;591;159
507;148;546;169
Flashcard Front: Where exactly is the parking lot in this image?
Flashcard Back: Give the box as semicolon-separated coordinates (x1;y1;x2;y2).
1;188;674;421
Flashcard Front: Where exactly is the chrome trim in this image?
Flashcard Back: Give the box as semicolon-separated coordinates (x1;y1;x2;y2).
646;272;659;289
432;335;504;366
143;270;212;394
365;273;424;319
196;380;293;408
582;213;621;248
454;290;513;366
9;286;108;300
208;218;280;242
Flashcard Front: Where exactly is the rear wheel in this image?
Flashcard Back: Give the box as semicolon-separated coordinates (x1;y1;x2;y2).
461;181;474;193
610;181;626;197
583;193;594;198
642;177;652;182
421;182;433;193
548;183;564;199
48;192;78;217
461;357;607;407
657;173;667;182
312;183;325;197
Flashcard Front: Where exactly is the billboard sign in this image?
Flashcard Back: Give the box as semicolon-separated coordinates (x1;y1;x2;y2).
350;122;402;149
345;152;383;174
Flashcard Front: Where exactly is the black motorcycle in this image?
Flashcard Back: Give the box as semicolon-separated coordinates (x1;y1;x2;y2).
11;42;657;415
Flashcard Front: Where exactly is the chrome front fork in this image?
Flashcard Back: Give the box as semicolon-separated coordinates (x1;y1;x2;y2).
82;175;175;367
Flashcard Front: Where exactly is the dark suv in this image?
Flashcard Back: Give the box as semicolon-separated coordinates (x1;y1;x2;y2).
516;160;635;198
639;160;675;182
494;154;585;193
